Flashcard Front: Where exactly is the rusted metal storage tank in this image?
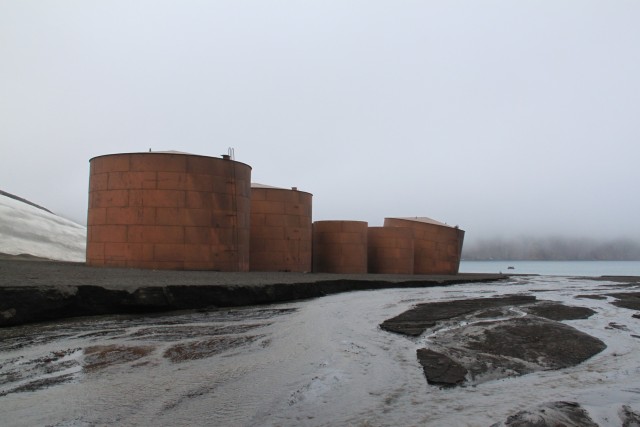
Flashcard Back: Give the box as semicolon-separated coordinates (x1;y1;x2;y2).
367;226;414;274
384;217;465;274
312;220;368;273
250;184;313;272
86;152;251;271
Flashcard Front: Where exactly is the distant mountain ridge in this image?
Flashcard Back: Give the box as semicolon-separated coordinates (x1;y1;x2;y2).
0;189;53;214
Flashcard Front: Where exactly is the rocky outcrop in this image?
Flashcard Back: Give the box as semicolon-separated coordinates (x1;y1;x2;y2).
415;348;467;387
416;317;606;386
620;405;640;427
524;302;596;321
491;402;640;427
608;292;640;310
380;295;536;336
490;401;599;427
381;296;606;387
467;317;604;375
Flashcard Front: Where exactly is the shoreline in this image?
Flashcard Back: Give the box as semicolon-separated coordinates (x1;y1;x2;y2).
0;259;507;327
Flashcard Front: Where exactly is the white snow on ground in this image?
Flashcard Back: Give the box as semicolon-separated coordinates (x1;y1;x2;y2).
0;193;86;262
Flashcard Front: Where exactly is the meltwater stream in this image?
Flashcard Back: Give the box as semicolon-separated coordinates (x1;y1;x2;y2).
1;276;640;426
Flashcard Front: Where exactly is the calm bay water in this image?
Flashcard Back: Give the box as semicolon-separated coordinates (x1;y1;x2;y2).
460;260;640;276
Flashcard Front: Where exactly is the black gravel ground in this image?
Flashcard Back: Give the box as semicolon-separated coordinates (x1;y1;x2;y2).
0;259;507;327
0;258;505;290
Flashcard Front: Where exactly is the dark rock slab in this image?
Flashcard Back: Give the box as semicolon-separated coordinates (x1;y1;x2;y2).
421;317;606;386
380;295;536;336
597;276;640;284
620;405;640;427
491;401;598;427
416;348;467;387
633;313;640;320
576;294;608;300
464;317;606;370
608;292;640;310
380;294;607;387
524;302;596;321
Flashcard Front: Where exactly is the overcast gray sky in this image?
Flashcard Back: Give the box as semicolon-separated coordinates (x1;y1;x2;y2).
1;1;639;246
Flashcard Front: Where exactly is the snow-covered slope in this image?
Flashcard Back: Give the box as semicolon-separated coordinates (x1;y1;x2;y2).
0;192;86;262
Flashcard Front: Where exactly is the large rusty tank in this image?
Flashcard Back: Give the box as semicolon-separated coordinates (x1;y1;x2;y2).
312;220;368;273
367;226;414;274
384;217;464;274
86;151;251;270
250;184;313;272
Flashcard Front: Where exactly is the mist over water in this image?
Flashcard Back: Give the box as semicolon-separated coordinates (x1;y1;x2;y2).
2;275;640;426
462;236;640;261
460;260;640;276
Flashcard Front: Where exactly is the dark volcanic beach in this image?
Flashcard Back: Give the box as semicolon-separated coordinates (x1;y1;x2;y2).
0;259;504;327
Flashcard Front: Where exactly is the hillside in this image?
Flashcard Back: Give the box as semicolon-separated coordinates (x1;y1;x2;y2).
0;191;86;262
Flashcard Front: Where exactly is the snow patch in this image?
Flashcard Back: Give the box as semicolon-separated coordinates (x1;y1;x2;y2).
0;193;86;262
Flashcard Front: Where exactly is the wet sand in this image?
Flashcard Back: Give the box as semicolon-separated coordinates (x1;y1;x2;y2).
2;265;640;425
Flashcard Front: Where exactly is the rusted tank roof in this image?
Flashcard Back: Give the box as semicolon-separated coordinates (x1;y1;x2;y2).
251;183;284;189
387;216;460;229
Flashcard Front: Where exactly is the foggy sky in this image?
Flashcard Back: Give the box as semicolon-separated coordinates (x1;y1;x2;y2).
2;1;639;247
